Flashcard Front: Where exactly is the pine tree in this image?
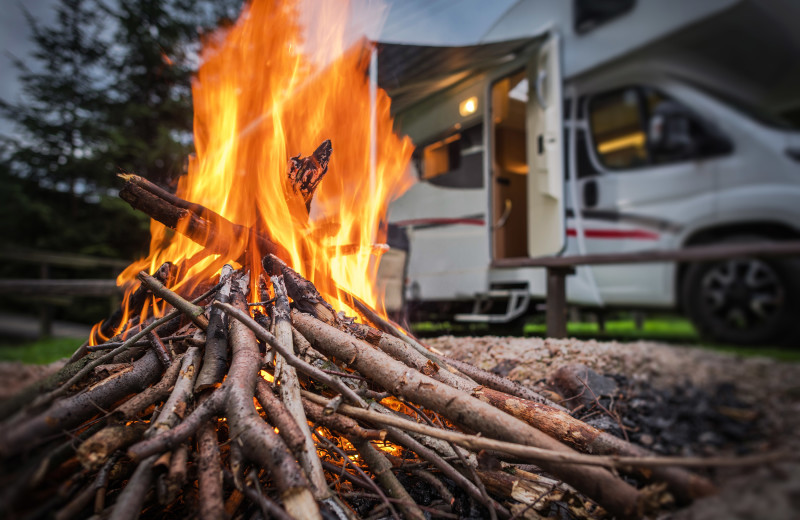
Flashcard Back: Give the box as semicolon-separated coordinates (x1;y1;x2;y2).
0;0;110;201
102;0;242;187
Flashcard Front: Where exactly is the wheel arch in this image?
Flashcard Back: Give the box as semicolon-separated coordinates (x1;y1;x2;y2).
675;221;800;311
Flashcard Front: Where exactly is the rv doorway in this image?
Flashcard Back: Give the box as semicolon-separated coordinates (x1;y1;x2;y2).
492;69;529;260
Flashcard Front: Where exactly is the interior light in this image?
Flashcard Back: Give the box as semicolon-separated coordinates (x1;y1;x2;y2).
459;96;478;117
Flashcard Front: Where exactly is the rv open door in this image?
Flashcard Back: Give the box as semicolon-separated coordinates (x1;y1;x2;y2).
527;32;565;257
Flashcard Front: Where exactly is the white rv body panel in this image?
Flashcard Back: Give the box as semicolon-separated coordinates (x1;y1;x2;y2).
480;0;740;78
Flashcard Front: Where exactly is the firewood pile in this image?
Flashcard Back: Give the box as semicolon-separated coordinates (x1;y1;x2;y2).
0;143;787;520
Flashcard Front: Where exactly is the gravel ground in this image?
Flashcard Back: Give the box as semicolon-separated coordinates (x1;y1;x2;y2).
429;335;800;519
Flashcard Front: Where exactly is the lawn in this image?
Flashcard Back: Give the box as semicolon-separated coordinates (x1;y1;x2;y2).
0;337;81;365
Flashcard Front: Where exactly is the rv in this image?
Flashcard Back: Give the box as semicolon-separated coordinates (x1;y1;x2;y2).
376;0;800;345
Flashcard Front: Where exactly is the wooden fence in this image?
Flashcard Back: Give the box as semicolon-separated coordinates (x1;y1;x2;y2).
0;248;128;338
493;240;800;338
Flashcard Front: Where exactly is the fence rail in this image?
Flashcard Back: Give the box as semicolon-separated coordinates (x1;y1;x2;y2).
0;279;120;297
493;240;800;338
0;247;128;338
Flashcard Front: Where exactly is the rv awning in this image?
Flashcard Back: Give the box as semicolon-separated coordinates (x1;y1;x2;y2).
376;37;538;112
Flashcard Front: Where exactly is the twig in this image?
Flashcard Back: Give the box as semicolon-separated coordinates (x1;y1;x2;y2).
577;374;629;442
138;271;209;330
85;334;193;352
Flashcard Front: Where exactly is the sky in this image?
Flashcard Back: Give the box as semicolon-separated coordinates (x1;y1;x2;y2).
0;0;518;136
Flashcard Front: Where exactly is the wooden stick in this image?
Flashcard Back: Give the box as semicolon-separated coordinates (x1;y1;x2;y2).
313;433;400;520
272;275;332;500
351;322;475;392
112;354;185;420
119;174;289;261
444;356;566;411
95;262;174;345
163;443;189;504
350;436;426;520
110;454;158;520
55;454;119;520
195;265;233;392
149;347;201;435
128;389;225;461
147;332;173;367
255;379;307;453
238;469;295;520
262;254;339;326
76;422;148;470
86;334;194;352
224;285;321;520
0;349;163;457
138;272;208;330
380;417;508;518
197;420;225;520
302;398;386;441
25;282;217;417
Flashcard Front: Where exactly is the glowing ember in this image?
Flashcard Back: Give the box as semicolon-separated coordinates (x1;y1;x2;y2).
94;0;413;343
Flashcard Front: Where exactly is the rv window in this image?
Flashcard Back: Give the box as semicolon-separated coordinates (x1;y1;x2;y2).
589;87;648;169
589;86;731;169
574;0;635;34
418;123;484;189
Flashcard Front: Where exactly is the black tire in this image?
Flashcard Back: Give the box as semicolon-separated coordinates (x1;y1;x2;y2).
681;245;800;346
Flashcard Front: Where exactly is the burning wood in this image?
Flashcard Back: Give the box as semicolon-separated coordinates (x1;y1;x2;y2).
2;212;789;518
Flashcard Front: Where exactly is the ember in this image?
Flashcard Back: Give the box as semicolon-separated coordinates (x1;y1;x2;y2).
0;1;791;519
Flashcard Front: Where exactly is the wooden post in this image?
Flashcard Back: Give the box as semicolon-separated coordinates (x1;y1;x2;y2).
545;267;574;339
39;262;53;338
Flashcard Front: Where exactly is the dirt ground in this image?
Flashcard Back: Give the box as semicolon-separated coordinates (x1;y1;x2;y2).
429;336;800;519
2;338;799;518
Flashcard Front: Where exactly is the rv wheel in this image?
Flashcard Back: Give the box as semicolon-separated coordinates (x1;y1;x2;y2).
682;251;800;345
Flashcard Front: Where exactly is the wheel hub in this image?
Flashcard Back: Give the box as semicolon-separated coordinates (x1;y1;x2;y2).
701;259;783;330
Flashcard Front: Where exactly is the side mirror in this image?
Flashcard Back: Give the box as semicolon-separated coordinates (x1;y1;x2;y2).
648;103;695;159
648;101;731;160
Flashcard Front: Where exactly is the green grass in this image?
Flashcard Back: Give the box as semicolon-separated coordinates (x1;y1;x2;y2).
524;317;698;340
0;337;81;364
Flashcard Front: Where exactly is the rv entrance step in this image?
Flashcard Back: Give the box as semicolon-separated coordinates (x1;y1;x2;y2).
454;289;530;324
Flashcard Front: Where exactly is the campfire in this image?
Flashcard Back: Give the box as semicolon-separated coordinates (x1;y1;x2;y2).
0;1;783;519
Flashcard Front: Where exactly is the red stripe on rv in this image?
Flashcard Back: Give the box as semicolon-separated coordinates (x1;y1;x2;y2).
394;218;485;227
567;228;660;240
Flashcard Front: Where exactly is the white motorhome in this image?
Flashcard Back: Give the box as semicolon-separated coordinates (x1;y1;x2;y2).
376;0;800;344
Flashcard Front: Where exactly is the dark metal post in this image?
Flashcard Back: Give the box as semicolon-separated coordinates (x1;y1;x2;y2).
546;267;575;339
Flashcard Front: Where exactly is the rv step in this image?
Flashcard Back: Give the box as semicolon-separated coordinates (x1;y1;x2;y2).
454;289;530;324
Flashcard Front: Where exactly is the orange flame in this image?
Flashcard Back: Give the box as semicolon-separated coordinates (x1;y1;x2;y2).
100;0;413;340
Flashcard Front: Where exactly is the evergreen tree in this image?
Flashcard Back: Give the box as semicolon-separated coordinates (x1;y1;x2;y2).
102;0;242;187
0;0;110;200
